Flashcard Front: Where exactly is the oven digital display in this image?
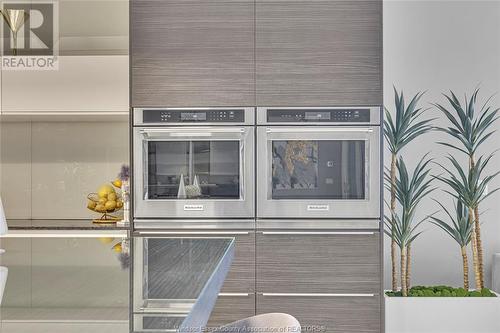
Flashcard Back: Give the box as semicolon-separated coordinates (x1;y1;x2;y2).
305;112;331;120
266;109;371;123
181;112;206;121
142;109;245;123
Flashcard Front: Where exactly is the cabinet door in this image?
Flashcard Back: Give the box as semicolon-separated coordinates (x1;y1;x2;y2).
131;1;255;107
136;231;255;293
1;0;129;115
207;293;256;328
256;231;380;293
257;294;381;333
256;0;382;106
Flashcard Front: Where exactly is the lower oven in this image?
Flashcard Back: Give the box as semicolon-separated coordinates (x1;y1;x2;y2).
256;106;381;219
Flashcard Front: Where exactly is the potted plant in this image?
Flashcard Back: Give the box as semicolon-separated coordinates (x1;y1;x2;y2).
384;88;433;291
384;89;500;333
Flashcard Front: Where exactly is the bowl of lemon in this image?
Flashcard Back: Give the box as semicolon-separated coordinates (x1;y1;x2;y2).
87;180;124;223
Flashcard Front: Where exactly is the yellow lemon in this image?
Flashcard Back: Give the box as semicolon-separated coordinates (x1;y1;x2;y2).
116;200;123;208
98;184;115;198
108;192;117;201
87;200;97;210
105;200;117;211
112;179;122;188
95;204;106;213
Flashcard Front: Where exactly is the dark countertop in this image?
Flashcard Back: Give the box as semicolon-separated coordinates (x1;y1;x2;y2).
7;219;130;230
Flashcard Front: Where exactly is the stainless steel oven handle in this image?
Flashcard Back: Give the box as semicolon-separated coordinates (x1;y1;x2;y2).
140;127;246;137
265;127;374;133
260;231;375;235
219;293;251;297
137;231;250;235
260;293;376;297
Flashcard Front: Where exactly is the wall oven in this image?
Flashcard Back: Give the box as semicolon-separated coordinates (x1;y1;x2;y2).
256;107;381;219
133;107;255;219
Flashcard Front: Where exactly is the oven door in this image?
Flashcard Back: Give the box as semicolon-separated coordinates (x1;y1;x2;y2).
257;126;380;218
134;126;254;218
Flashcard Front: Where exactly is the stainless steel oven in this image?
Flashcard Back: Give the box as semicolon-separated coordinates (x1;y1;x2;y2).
256;106;381;219
133;107;255;219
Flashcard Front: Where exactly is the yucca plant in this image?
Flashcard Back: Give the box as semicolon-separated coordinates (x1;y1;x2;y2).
384;156;434;296
384;209;425;297
392;156;434;289
436;154;500;289
384;88;433;291
435;89;500;287
430;200;474;290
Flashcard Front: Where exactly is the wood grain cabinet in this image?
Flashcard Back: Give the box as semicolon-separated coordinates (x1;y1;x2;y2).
256;231;381;293
131;0;255;107
255;0;382;106
256;231;381;333
257;294;381;333
198;230;256;327
207;293;256;328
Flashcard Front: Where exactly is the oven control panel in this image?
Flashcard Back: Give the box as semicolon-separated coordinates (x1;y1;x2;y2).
142;109;245;123
266;108;371;123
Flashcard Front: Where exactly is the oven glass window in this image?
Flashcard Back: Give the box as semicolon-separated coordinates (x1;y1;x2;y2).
271;140;365;200
146;141;241;199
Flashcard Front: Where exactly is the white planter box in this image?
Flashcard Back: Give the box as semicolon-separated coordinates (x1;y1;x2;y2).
385;293;500;333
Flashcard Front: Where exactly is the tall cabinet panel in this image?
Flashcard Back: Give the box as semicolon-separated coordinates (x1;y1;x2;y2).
256;0;382;106
0;0;129;116
131;0;255;107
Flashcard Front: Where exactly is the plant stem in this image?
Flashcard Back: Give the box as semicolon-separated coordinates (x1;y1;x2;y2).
461;246;469;291
474;205;484;289
390;153;398;292
469;207;481;290
401;246;407;297
469;155;484;289
406;244;411;290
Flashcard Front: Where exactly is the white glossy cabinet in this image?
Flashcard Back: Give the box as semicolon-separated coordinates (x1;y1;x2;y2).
0;0;129;118
1;56;128;116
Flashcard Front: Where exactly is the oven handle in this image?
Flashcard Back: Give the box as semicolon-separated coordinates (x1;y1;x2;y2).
136;231;250;235
140;127;246;138
260;231;375;235
265;127;374;133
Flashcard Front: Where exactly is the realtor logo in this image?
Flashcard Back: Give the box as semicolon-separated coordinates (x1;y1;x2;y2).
1;0;58;70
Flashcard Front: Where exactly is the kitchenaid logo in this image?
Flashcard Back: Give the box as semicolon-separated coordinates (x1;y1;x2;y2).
307;204;329;211
184;204;204;211
1;0;59;70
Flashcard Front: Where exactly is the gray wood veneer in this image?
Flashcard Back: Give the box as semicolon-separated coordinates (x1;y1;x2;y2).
207;293;256;328
256;294;381;333
256;0;382;106
146;238;232;299
256;232;381;293
131;1;255;107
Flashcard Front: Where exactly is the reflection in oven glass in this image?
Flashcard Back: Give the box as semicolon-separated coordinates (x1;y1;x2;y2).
272;140;365;200
146;141;240;200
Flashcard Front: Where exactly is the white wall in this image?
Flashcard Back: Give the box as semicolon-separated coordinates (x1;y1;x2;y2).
384;0;500;289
